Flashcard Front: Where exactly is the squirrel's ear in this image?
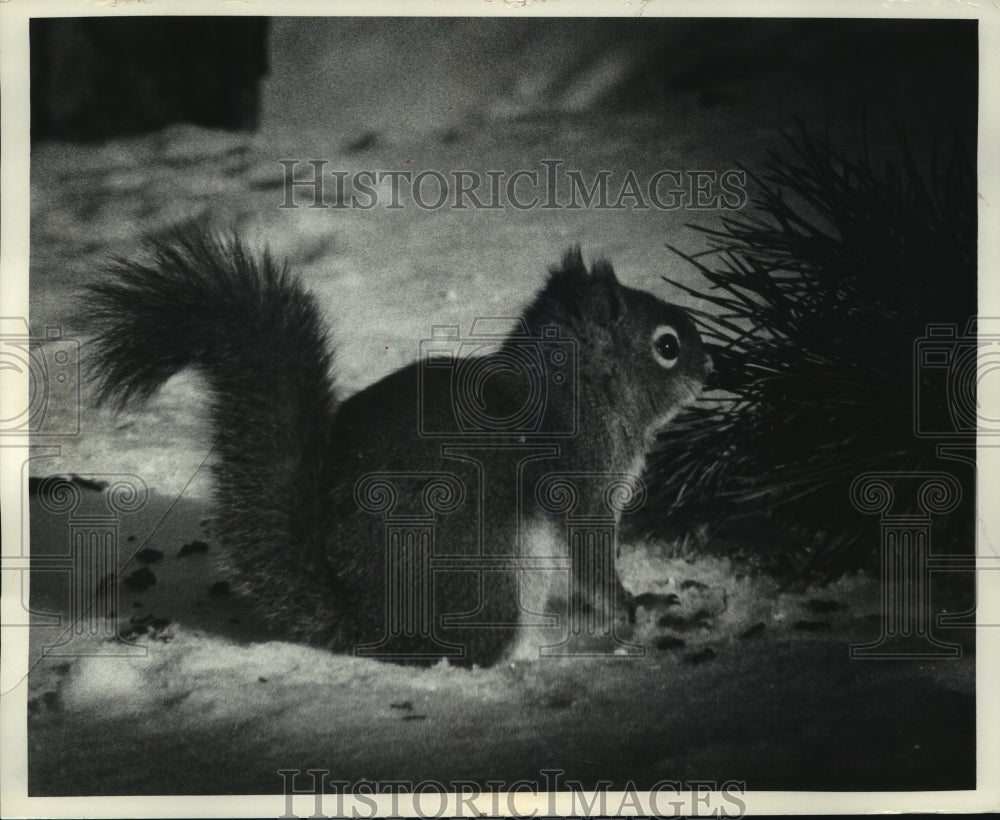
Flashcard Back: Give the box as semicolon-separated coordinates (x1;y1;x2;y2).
546;248;622;325
584;257;622;326
590;258;617;283
552;246;588;280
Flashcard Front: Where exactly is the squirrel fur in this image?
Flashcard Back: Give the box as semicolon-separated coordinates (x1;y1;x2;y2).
87;226;710;667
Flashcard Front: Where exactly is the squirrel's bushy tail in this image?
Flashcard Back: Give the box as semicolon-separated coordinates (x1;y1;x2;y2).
86;226;340;637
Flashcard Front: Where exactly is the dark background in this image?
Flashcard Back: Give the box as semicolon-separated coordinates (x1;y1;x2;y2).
31;17;976;155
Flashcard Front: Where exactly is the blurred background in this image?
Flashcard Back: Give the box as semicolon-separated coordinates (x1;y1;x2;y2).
31;17;976;147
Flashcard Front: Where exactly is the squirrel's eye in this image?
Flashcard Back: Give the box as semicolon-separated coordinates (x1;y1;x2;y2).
652;325;681;369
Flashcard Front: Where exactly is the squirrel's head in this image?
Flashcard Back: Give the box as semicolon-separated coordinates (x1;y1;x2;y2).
520;247;711;438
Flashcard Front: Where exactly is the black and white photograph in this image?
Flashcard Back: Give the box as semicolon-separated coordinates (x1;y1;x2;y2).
1;1;998;816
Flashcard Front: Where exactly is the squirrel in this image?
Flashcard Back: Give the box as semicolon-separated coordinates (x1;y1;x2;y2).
86;226;710;667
